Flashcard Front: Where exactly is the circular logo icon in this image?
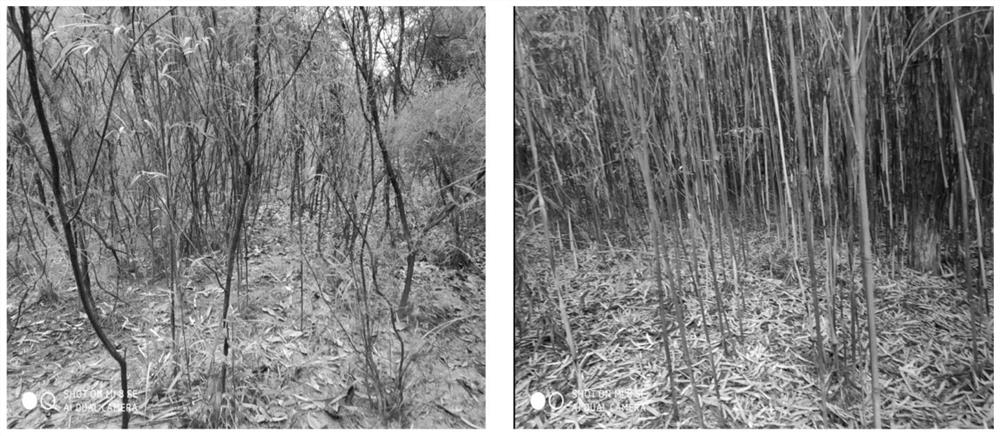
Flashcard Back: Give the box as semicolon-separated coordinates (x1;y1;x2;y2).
529;391;545;410
39;391;57;410
21;391;37;410
548;391;565;411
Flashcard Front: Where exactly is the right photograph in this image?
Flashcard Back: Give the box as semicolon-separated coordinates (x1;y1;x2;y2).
514;6;993;429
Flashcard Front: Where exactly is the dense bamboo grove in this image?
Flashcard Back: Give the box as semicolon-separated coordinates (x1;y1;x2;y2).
8;7;484;428
515;7;992;428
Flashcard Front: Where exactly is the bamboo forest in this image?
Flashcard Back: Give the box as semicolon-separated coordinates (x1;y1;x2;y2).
515;6;993;428
7;6;484;428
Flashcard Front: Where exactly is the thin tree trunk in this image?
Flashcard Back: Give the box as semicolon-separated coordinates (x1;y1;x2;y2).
847;7;881;427
786;7;828;422
944;38;981;377
14;6;130;427
762;7;799;257
635;143;682;425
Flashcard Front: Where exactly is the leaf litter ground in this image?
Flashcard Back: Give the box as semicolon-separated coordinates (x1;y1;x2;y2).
7;204;484;428
514;230;993;428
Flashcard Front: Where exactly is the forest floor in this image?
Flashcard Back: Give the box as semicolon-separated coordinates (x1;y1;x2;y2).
515;229;993;428
7;203;485;429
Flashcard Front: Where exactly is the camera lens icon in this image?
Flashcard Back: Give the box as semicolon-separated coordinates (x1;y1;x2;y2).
39;391;57;410
547;391;565;410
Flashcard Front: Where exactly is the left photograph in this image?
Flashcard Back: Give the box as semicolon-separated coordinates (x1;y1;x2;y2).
7;6;484;429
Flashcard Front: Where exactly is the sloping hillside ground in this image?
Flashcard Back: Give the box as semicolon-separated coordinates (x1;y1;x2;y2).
7;202;484;429
515;229;993;428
